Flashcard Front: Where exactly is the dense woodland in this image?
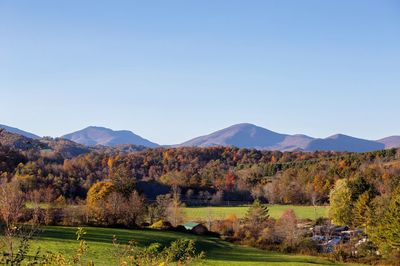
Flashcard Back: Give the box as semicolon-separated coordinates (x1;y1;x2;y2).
1;131;399;206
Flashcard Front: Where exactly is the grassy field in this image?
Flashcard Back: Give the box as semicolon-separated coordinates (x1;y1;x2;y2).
29;226;357;266
26;203;328;221
184;205;328;222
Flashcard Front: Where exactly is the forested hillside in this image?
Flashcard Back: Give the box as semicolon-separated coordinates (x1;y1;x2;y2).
1;130;399;206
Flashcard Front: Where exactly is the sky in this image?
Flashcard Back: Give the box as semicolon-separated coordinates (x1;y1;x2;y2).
0;0;399;144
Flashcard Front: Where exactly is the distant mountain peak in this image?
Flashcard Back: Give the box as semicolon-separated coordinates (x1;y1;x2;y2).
327;134;345;139
326;133;361;140
229;123;259;128
226;123;275;131
62;126;159;147
181;123;293;150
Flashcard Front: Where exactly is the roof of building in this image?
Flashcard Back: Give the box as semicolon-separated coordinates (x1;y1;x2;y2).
183;222;201;230
327;237;342;246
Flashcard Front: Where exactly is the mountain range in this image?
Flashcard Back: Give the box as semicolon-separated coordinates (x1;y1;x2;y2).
1;123;399;152
179;123;388;152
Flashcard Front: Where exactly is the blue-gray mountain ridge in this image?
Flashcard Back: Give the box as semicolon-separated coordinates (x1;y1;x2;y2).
1;123;399;152
179;123;397;152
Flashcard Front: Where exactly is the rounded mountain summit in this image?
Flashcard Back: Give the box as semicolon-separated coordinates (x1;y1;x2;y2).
62;126;159;148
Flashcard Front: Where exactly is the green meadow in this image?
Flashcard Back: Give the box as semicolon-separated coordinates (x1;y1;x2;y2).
29;226;357;266
184;205;328;221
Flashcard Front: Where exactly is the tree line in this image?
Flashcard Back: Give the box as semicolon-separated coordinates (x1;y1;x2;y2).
1;144;399;206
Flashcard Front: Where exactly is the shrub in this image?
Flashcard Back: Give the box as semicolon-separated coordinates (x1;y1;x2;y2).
114;237;204;266
164;238;204;264
296;238;319;255
149;220;172;230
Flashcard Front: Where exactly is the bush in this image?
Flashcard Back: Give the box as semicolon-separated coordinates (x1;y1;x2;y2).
356;240;378;258
173;225;188;232
296;238;319;255
384;251;400;266
164;238;203;263
329;244;352;262
115;237;205;266
314;217;330;226
149;220;172;230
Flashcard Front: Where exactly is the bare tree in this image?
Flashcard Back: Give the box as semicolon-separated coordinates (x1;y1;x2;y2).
125;191;146;227
210;190;223;206
250;186;263;200
0;180;26;229
147;194;170;224
43;187;56;226
185;189;194;205
206;206;213;230
28;190;42;225
276;209;301;247
104;192;126;225
264;183;278;204
167;187;185;227
0;179;38;263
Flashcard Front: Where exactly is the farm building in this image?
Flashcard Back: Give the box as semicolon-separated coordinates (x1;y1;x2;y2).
183;222;208;235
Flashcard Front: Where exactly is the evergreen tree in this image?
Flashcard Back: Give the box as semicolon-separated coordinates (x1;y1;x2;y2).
353;191;372;231
348;176;375;201
329;179;353;226
243;199;270;241
244;199;270;225
371;187;400;254
383;188;400;249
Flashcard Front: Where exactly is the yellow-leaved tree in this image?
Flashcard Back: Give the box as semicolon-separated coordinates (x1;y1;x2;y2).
86;181;114;222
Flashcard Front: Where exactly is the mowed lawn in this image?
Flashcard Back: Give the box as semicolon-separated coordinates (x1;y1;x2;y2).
29;226;357;266
184;205;328;222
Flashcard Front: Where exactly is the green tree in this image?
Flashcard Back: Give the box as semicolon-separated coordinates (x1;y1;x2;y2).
244;199;270;226
329;179;353;226
370;187;400;255
111;165;136;197
167;188;185;227
353;191;372;231
348;176;375;201
242;199;270;243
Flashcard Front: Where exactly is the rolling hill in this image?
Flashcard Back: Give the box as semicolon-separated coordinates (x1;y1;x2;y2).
0;130;91;158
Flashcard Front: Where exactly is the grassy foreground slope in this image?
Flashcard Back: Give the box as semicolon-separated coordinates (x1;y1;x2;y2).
184;205;328;221
31;226;353;266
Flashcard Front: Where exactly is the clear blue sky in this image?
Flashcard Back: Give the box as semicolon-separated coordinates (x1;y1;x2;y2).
1;0;399;144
